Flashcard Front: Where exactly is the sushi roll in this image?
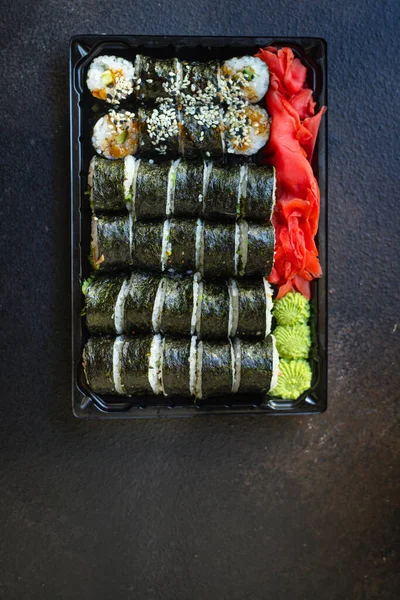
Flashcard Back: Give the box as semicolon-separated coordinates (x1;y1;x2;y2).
134;55;182;102
203;223;236;278
238;335;277;394
83;336;117;394
235;279;267;339
92;110;139;159
180;104;225;158
163;218;197;274
91;214;132;271
245;222;275;276
173;160;205;217
162;337;192;397
159;275;194;334
120;334;155;396
124;271;160;334
85;274;128;335
197;340;234;399
204;164;241;220
134;160;171;220
199;281;230;339
224;104;270;155
222;56;269;104
87;55;135;104
138;102;180;157
88;155;136;212
243;164;276;221
181;60;221;104
132;221;164;271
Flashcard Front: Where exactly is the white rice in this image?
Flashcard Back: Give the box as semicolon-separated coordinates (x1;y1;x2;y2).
238;220;248;276
91;215;99;264
202;161;213;212
195;219;205;275
229;339;236;393
134;54;142;79
238;164;247;216
161;220;172;272
148;334;164;395
189;336;198;397
222;56;269;103
128;212;134;260
263;277;274;336
271;166;277;214
176;60;183;93
130;158;141;216
268;334;280;393
228;278;239;338
151;278;166;332
195;340;203;399
166;159;180;216
87;55;135;104
123;155;136;202
113;335;125;395
232;338;241;393
114;277;131;335
191;274;203;336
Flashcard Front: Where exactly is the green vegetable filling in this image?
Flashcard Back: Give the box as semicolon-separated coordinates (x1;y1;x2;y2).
274;324;311;359
115;131;127;144
81;277;94;296
243;67;255;81
270;359;312;400
273;292;310;326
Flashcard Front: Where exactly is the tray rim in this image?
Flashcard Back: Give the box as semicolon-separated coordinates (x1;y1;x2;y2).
70;34;328;419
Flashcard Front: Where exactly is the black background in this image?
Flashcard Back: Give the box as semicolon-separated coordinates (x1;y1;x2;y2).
1;1;399;598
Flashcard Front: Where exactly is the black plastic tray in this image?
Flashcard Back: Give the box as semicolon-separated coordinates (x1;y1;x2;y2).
70;35;327;419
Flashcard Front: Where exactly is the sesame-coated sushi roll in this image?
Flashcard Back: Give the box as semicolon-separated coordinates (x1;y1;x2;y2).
181;60;221;104
180;104;225;159
87;55;135;104
92;110;139;159
138;102;180;157
225;104;270;155
222;56;269;104
134;55;182;102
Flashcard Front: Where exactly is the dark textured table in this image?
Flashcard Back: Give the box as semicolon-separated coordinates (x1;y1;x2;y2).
1;1;399;598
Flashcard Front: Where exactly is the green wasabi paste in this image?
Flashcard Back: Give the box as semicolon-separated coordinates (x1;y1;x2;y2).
270;359;312;400
273;292;310;326
274;324;311;360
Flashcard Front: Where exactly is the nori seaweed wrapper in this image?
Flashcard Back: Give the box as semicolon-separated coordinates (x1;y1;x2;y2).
205;164;240;220
167;218;197;273
201;341;233;398
182;60;220;103
239;337;274;394
245;223;275;277
236;280;266;338
160;276;193;335
200;281;229;339
173;160;204;217
138;105;180;157
135;56;180;102
162;337;191;397
135;160;170;220
124;271;160;334
120;335;154;395
131;221;163;271
244;165;275;221
203;223;236;278
90;157;125;212
83;337;116;394
95;215;132;272
86;274;126;335
180;106;224;159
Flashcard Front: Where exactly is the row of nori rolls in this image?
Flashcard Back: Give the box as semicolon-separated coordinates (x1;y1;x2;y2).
89;156;276;221
84;270;274;339
91;215;275;277
83;333;278;399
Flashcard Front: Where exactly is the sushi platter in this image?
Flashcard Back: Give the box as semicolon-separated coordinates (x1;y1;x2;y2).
70;36;327;418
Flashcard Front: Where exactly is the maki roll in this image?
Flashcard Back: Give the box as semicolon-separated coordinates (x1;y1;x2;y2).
88;155;136;212
181;60;221;104
92;110;139;159
180;104;225;158
173;160;204;217
244;222;275;276
83;336;117;394
132;220;164;271
162;218;197;273
87;55;135;104
205;164;241;220
225;104;270;156
134;55;182;102
202;223;236;278
138;103;180;157
197;340;234;399
134;160;171;219
91;214;132;271
85;274;129;335
235;279;267;339
162;337;192;397
237;335;277;394
243;164;276;221
221;56;269;104
198;281;230;339
120;334;154;395
124;271;160;334
159;276;193;335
